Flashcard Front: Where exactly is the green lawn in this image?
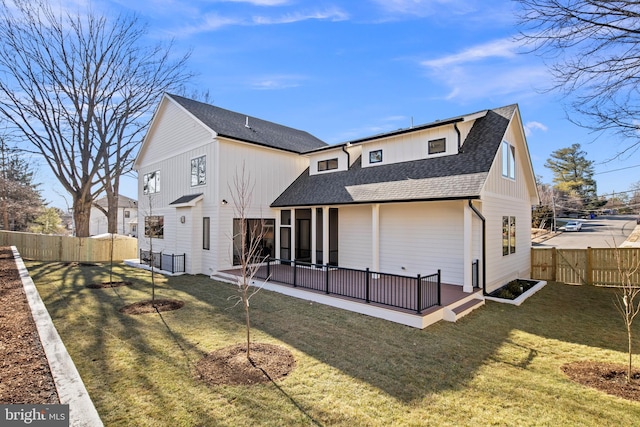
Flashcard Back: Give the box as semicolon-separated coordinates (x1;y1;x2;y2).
26;261;640;426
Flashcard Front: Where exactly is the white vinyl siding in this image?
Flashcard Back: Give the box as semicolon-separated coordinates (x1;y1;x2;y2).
379;202;466;284
338;205;372;269
361;122;470;168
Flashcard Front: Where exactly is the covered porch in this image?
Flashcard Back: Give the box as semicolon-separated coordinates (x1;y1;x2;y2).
214;259;484;329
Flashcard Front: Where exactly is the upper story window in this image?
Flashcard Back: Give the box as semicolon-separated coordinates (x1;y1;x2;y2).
502;141;515;179
369;149;382;164
317;158;338;172
191;155;206;186
428;138;446;155
143;171;160;195
124;210;130;218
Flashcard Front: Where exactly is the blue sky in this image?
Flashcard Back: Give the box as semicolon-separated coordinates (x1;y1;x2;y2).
37;0;640;209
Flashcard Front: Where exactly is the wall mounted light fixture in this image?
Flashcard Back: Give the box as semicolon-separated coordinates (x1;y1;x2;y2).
180;216;186;223
221;199;228;205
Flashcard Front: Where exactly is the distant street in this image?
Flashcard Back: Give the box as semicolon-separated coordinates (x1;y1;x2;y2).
533;215;638;249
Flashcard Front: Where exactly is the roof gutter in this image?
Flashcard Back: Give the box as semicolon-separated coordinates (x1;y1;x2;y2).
468;199;486;295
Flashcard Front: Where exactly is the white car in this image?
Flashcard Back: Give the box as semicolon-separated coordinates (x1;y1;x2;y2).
564;221;582;232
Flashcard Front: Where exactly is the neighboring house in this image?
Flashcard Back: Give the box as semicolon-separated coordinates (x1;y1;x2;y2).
134;94;538;294
90;195;139;237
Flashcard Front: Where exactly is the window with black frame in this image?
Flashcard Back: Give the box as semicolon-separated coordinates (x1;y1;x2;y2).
232;218;275;265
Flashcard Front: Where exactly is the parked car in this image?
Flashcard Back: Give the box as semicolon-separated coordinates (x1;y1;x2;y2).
564;221;582;232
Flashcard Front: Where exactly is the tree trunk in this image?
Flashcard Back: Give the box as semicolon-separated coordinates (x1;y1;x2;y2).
72;196;93;237
106;192;119;234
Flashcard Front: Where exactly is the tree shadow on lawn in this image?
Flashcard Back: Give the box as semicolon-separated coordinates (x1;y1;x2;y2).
26;262;638;408
178;278;637;404
24;262;226;424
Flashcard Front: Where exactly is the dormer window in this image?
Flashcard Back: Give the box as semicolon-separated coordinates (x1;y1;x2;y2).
428;138;446;155
369;149;382;164
318;158;338;171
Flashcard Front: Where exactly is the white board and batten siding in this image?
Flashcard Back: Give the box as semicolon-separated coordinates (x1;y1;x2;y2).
360;122;473;169
480;117;536;293
214;138;311;272
338;205;373;270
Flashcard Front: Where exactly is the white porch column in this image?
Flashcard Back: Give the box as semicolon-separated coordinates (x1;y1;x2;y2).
463;202;473;292
311;207;317;264
322;206;329;265
372;204;380;272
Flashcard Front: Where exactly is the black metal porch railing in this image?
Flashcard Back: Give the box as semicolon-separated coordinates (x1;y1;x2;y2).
139;249;186;274
254;258;441;314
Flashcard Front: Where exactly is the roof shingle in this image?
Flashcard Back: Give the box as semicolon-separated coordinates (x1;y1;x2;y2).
271;105;516;207
168;94;327;154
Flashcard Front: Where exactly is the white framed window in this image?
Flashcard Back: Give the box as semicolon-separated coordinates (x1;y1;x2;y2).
191;155;206;186
502;141;515;179
502;216;516;256
369;149;382;164
143;170;160;194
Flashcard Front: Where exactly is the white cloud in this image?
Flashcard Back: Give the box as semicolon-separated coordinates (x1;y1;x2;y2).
421;38;519;69
252;8;349;24
178;6;348;35
371;0;477;17
525;121;548;136
225;0;290;5
418;37;552;103
250;74;306;90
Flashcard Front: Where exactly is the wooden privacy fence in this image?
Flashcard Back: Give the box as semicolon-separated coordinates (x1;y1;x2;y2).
531;247;640;286
0;231;138;262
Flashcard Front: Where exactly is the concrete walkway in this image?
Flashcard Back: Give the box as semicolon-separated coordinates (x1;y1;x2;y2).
13;247;103;427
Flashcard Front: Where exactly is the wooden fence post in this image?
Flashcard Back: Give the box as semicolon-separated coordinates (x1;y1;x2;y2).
586;246;593;285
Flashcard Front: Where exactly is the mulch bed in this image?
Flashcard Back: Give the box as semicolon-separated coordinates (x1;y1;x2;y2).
196;342;296;386
86;281;132;289
562;361;640;402
0;247;59;404
119;299;184;315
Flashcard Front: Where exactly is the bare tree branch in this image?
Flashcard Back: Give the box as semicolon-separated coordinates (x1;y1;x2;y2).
0;0;192;235
516;0;640;156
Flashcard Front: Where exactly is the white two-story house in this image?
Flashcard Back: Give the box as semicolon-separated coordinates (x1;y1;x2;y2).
134;94;538;295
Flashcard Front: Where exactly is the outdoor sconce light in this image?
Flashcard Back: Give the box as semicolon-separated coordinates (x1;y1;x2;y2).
180;216;186;223
221;199;228;205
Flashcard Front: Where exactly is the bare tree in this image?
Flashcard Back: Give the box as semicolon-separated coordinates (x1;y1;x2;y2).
0;0;191;236
613;247;640;382
141;195;162;305
516;1;640;157
228;166;270;360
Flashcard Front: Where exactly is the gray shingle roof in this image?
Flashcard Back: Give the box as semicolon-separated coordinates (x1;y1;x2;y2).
168;94;327;153
271;105;516;207
169;193;204;206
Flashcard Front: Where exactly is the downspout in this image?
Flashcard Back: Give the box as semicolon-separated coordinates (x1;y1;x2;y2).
455;122;462;153
468;199;487;295
341;144;351;167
